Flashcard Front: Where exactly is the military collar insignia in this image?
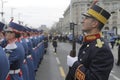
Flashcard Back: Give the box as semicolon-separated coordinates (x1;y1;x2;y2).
83;33;102;42
95;39;104;48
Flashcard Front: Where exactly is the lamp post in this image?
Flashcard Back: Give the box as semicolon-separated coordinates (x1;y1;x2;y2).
0;0;7;22
69;0;77;57
11;8;15;20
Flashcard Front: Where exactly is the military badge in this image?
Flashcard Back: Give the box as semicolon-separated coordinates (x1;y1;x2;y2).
75;65;85;80
95;39;104;48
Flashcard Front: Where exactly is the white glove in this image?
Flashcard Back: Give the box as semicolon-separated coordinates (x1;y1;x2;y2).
67;55;78;67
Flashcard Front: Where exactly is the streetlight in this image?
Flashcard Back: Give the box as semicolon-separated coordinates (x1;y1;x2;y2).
0;0;7;22
69;0;77;57
11;8;15;20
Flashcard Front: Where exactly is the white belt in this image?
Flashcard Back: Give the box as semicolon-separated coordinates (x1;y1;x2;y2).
33;47;37;50
9;69;20;74
32;48;35;50
27;55;32;58
23;59;26;63
38;42;42;47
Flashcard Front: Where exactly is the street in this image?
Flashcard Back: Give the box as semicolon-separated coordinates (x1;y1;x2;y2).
35;42;120;80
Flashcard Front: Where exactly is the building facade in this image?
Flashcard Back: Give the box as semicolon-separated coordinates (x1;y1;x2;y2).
58;0;120;36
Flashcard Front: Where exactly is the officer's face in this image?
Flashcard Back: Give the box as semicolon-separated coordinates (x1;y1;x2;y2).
5;31;15;40
23;32;27;37
81;16;97;33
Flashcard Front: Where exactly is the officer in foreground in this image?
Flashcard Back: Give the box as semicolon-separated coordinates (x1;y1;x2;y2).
66;4;114;80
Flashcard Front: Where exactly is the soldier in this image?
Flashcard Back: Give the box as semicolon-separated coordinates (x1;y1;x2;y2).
44;32;48;54
48;34;52;42
110;36;115;49
4;22;25;80
52;35;58;53
66;4;114;80
0;22;9;80
19;25;30;80
24;27;35;80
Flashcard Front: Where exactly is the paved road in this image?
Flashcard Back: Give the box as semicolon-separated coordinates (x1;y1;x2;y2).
35;42;120;80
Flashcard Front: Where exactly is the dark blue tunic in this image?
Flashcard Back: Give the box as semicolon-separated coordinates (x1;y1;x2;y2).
0;46;9;80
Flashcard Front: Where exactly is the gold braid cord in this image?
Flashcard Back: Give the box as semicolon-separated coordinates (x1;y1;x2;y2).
75;64;85;80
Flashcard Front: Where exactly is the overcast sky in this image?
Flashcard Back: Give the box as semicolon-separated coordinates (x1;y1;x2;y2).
1;0;70;28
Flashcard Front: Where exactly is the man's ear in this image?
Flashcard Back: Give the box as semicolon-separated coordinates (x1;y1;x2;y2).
92;20;99;28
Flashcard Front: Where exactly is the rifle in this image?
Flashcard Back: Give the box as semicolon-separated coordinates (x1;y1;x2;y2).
65;0;98;80
65;22;76;80
70;22;76;57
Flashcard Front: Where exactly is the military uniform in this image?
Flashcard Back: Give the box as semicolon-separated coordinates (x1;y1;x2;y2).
0;22;9;80
4;22;25;80
0;46;9;80
21;27;35;80
66;33;114;80
5;40;25;80
66;4;114;80
21;38;29;80
26;37;35;80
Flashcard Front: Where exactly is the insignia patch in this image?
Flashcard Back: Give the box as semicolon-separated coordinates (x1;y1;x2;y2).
75;69;85;80
75;65;85;80
86;36;96;40
95;39;104;48
84;33;101;42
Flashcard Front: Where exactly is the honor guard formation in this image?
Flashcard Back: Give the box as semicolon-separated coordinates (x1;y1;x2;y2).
0;21;47;80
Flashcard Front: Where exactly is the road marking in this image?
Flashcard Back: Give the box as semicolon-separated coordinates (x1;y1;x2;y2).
56;57;60;65
110;73;120;80
59;66;66;78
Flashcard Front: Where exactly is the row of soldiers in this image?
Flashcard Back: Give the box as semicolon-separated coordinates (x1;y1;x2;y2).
0;21;46;80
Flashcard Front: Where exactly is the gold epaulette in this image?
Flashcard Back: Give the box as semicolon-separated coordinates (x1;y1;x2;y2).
95;39;104;48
